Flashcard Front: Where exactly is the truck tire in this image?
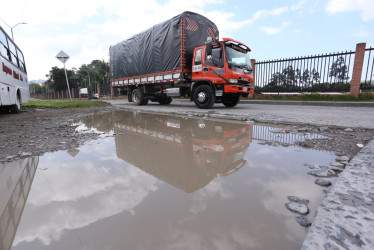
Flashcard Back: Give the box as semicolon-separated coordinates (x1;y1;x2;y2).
193;85;215;109
222;94;240;107
158;94;172;105
10;94;21;114
132;89;148;105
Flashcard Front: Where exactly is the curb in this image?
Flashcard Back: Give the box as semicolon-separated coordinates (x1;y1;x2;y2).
302;138;374;249
240;100;374;107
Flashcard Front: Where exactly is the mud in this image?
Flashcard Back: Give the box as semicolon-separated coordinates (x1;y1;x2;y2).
0;106;112;162
1;105;374;162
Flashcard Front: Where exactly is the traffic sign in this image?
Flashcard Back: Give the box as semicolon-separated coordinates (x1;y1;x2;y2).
56;50;70;64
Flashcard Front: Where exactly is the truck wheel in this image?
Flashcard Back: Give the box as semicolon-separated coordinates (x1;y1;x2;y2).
10;94;21;114
132;89;148;105
193;85;215;109
158;94;172;105
222;94;240;107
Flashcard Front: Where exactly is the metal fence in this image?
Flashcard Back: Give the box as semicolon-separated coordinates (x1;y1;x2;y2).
362;47;374;90
255;46;374;93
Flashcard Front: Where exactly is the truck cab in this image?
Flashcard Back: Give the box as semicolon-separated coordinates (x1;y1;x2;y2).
191;38;254;109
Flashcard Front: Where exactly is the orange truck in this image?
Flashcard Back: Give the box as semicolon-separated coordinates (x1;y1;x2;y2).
110;11;254;109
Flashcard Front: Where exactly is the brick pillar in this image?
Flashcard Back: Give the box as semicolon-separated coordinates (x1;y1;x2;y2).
350;43;366;97
110;85;114;99
66;89;69;99
97;84;101;99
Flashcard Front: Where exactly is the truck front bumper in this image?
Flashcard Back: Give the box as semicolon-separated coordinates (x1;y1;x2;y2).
224;85;254;94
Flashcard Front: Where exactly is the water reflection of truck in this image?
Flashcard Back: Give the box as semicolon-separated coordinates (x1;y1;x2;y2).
113;111;252;193
110;11;254;109
0;157;39;250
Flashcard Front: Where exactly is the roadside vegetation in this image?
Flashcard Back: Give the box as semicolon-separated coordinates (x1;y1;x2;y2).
22;100;110;109
253;94;374;102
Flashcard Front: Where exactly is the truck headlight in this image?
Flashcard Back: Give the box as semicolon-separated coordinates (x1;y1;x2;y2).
229;78;238;84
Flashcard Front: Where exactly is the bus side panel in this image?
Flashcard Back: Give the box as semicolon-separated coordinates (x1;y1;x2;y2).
20;88;30;104
1;58;29;106
0;82;11;105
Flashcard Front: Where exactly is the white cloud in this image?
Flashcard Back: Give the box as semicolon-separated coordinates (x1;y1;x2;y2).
291;0;308;11
326;0;374;21
260;22;291;35
0;0;291;80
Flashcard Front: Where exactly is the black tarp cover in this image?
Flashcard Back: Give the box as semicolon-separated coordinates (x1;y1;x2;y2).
110;11;218;80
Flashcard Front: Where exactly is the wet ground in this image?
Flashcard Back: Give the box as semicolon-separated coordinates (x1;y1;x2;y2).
1;110;344;250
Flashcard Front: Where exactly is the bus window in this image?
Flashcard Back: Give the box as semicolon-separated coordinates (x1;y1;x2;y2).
8;39;19;67
17;48;26;72
0;30;9;59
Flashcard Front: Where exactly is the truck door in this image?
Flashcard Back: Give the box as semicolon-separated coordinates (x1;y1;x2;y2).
203;44;228;84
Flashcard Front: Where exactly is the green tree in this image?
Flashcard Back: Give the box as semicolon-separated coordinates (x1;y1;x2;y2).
29;83;47;93
329;56;349;82
47;67;78;91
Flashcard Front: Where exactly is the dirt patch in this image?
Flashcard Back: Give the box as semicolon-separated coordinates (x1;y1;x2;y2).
1;106;374;162
0;106;113;162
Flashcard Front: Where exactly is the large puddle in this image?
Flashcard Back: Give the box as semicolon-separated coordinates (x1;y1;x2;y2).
2;111;336;250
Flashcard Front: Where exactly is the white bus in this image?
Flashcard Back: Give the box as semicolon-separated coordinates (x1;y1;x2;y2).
0;25;29;114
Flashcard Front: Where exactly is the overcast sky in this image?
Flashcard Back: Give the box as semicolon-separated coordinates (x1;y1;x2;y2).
1;0;373;81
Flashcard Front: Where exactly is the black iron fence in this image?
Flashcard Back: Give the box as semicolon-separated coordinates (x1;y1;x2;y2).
255;46;374;93
361;47;374;91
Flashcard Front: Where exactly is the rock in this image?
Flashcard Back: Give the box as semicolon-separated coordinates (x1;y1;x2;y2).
296;216;312;227
329;166;343;173
288;196;309;204
330;162;345;168
315;179;332;187
308;167;336;177
6;155;16;160
344;128;354;132
298;141;315;148
298;127;308;132
286;202;309;215
336;156;350;162
319;126;329;131
20;152;32;157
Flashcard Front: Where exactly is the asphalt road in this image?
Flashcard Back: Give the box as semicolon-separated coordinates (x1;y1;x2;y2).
105;99;374;129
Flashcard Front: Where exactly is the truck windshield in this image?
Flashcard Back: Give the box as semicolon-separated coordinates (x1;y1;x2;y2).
225;45;252;72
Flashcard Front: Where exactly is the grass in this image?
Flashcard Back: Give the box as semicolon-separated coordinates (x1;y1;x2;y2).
254;94;374;102
22;100;110;109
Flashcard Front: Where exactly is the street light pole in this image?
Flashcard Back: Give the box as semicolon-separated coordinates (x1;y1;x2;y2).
0;19;27;41
11;22;27;41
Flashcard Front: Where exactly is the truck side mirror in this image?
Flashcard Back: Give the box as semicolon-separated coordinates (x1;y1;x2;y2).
206;43;212;58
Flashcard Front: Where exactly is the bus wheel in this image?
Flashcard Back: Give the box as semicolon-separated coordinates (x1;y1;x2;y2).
222;94;240;107
10;95;21;114
132;89;148;105
193;85;215;109
0;107;9;114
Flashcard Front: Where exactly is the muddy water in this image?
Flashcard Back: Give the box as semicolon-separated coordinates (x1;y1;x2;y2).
5;111;336;250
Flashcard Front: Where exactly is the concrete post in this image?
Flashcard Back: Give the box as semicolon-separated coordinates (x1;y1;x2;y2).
350;43;366;97
110;85;114;99
97;84;101;99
